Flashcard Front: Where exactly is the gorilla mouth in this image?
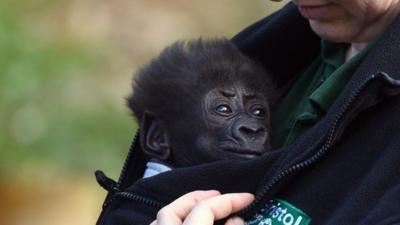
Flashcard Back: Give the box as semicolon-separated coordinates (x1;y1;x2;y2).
220;146;263;158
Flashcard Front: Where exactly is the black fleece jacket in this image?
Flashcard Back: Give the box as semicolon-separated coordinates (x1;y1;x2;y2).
96;3;400;225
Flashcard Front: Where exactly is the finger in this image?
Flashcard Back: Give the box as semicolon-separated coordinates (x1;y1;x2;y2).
225;217;245;225
182;193;254;225
162;190;221;219
157;190;221;225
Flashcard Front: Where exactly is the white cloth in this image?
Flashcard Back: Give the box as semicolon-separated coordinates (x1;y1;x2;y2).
143;161;172;178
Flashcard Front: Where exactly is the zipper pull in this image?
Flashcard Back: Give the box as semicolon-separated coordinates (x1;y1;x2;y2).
95;170;120;193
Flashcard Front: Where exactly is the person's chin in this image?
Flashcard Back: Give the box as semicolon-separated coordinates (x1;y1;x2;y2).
309;20;351;43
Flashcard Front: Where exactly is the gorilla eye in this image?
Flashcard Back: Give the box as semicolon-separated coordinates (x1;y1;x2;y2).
251;106;266;118
215;104;233;115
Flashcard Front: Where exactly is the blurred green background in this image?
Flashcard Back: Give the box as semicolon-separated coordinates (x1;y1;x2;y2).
0;0;286;224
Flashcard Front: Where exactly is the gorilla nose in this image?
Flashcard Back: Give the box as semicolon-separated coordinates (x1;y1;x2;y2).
236;123;266;141
239;125;265;137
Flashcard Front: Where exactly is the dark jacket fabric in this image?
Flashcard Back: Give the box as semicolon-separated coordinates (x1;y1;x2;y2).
96;3;400;225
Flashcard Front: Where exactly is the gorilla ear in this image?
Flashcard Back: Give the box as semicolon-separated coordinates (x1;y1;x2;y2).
139;111;171;160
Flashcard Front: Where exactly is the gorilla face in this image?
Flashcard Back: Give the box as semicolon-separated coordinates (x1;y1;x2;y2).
164;84;271;167
198;85;270;160
140;84;271;168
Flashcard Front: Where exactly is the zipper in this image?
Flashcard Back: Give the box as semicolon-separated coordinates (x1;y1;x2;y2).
97;133;140;211
115;191;163;208
95;170;120;193
117;132;140;187
97;132;155;225
97;191;163;225
105;131;164;208
238;73;379;218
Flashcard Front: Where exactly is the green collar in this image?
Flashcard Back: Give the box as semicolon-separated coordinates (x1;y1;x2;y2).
309;39;376;113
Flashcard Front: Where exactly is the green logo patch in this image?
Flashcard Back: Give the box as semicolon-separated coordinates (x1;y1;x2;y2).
246;199;311;225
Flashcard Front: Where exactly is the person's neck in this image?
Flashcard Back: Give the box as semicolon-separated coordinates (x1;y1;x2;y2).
345;42;368;62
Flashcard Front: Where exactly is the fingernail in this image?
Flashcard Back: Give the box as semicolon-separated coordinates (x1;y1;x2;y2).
230;217;245;225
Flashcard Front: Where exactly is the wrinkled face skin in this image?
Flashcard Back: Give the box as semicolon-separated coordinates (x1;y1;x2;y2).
191;85;271;162
291;0;400;43
147;84;271;168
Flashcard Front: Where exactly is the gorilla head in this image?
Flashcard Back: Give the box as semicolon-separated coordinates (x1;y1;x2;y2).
127;38;274;168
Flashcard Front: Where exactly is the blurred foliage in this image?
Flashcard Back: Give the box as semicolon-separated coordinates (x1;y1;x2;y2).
0;0;135;178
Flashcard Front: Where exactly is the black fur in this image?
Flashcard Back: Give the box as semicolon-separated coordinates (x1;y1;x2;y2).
127;38;274;123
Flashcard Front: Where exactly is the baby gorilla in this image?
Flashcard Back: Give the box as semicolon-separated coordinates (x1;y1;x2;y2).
127;39;274;178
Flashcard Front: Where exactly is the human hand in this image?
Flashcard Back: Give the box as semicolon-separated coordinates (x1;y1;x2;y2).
150;190;254;225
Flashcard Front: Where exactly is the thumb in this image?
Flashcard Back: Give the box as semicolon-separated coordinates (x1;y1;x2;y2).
225;217;245;225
